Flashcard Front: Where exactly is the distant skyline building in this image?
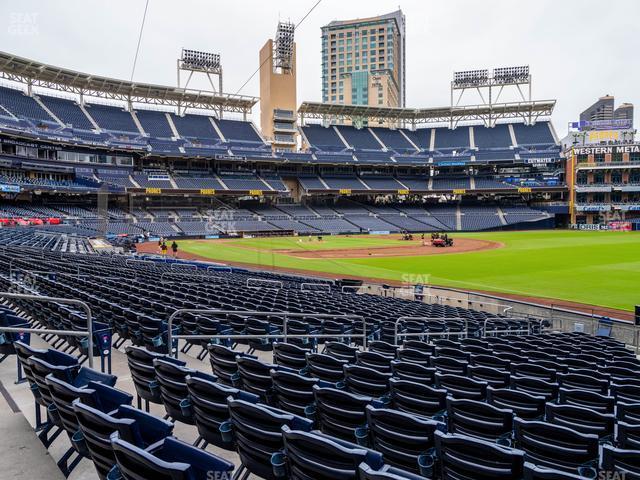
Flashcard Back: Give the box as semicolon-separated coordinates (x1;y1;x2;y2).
580;95;634;129
321;9;406;109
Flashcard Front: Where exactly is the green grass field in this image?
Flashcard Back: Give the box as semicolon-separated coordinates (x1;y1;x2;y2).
179;231;640;311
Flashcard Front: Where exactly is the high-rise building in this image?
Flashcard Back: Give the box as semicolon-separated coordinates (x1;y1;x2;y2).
260;22;298;152
321;9;405;108
578;95;634;129
614;103;634;125
580;95;615;123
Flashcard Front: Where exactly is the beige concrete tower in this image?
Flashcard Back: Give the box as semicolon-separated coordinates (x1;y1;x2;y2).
260;22;297;152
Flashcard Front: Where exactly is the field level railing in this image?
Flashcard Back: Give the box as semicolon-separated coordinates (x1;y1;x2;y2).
246;278;283;289
0;292;95;369
166;310;367;359
392;316;539;344
346;283;513;316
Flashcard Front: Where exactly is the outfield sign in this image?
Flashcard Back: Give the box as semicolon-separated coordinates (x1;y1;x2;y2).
339;189;352;195
571;119;633;131
573;144;640;155
524;158;552;165
518;187;533;193
397;189;409;195
199;189;215;195
145;187;162;194
0;184;21;193
452;189;466;195
249;189;263;196
571;223;632;231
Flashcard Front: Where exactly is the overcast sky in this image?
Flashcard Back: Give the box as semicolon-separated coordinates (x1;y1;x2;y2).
1;0;638;136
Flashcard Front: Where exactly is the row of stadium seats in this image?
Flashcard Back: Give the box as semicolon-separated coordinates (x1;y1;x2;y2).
0;85;562;169
302;122;557;152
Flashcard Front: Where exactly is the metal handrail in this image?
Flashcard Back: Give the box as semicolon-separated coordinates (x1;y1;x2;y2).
246;278;283;289
207;265;232;272
301;283;332;292
170;262;197;271
395;327;531;341
125;258;156;268
393;317;469;345
0;292;94;368
166;309;366;358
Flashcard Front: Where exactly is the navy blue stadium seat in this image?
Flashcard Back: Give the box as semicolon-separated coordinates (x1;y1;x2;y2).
510;376;559;401
279;425;419;480
324;341;359;363
358;462;426;480
362;405;437;473
273;342;310;370
467;365;510;388
522;462;591;479
612;383;640;404
355;351;394;373
616;402;640;423
435;373;487;400
271;369;323;416
312;385;374;441
208;344;250;386
545;403;614;440
388;378;447;417
236;356;279;403
558;388;615;414
446;397;514;443
617;422;640;450
557;372;609;395
390;360;436;386
513;417;599;475
73;401;174;480
226;398;312;480
305;352;348;383
46;375;132;476
185;374;259;450
434;430;525;480
601;444;640;480
343;364;391;398
125;346;174;411
109;434;234;480
0;311;30;362
487;386;546;420
153;357;216;426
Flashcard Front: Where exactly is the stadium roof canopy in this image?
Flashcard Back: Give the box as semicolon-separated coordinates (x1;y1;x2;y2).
298;99;556;127
0;51;257;114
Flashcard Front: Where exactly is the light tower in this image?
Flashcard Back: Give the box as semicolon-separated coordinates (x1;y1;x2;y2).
177;48;223;116
260;21;298;152
451;65;532;127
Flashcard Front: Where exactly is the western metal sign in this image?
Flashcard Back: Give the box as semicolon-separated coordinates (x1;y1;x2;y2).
572;144;640;156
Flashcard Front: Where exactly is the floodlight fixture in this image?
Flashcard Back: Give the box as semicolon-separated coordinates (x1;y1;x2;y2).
453;69;489;87
493;65;530;84
180;49;221;72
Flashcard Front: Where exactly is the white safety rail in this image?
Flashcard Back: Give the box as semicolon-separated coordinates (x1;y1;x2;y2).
170;262;198;271
207;265;232;273
0;292;95;368
166;309;367;357
125;258;157;268
301;283;332;292
246;277;283;289
393;316;542;344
